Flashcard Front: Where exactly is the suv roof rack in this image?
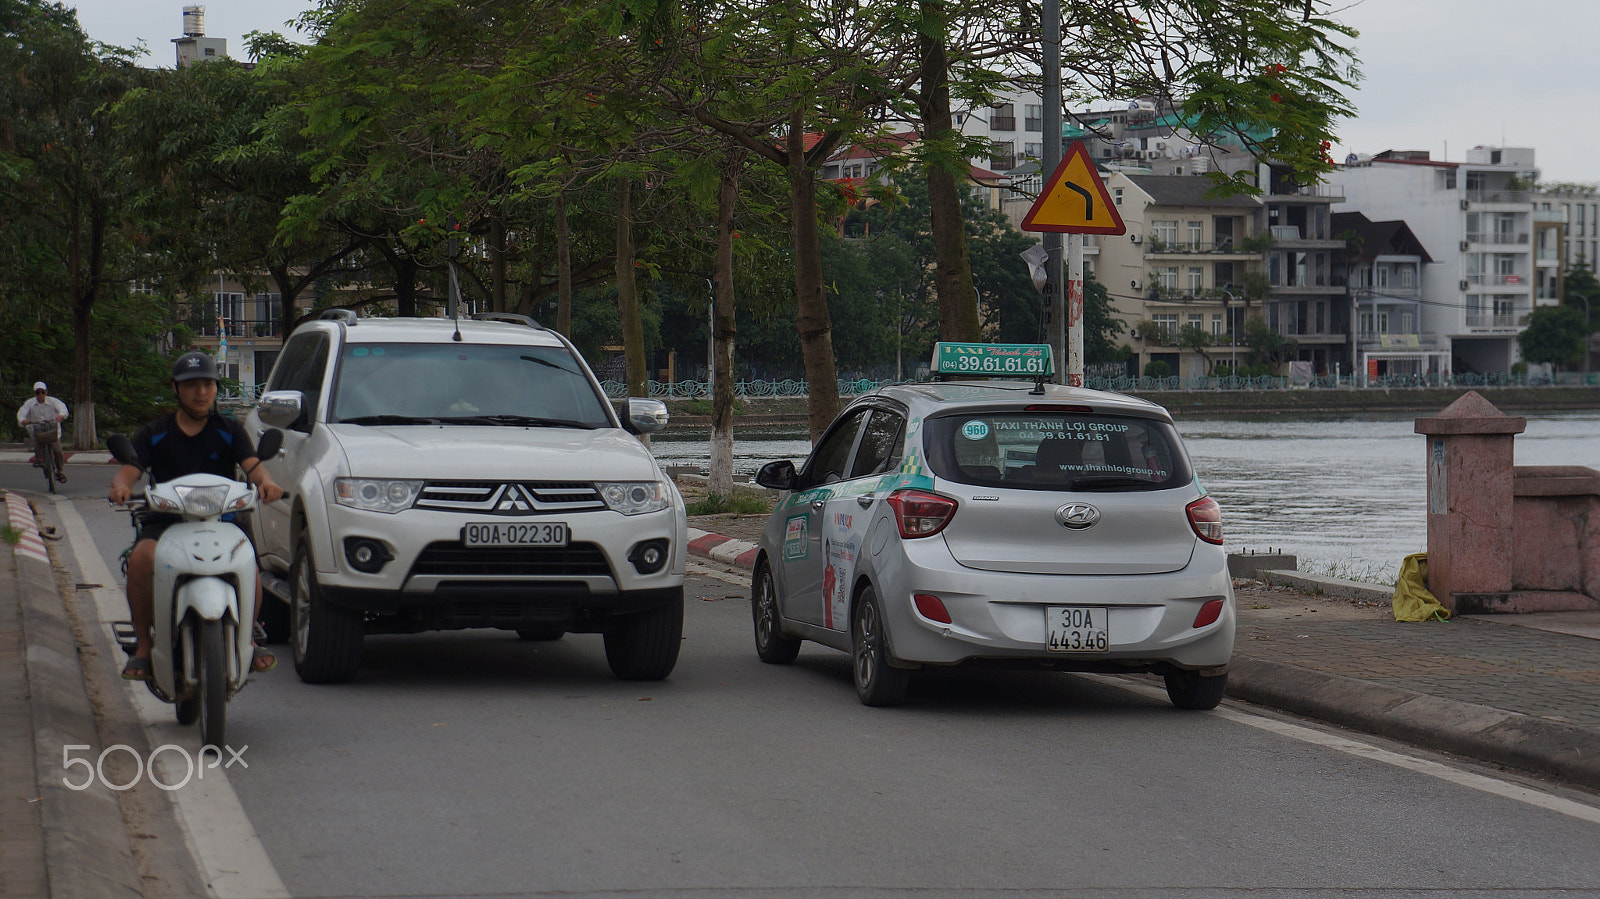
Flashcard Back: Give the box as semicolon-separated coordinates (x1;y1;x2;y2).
320;309;359;325
472;312;543;329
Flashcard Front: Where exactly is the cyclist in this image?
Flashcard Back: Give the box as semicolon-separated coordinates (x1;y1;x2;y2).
16;381;68;483
109;352;284;681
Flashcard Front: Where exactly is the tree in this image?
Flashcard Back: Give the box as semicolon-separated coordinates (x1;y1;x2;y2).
1244;316;1296;369
1175;324;1215;374
0;0;146;447
1518;305;1586;371
1564;262;1599;332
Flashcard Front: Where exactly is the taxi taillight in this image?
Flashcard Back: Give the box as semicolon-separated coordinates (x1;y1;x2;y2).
886;489;958;539
1186;496;1224;545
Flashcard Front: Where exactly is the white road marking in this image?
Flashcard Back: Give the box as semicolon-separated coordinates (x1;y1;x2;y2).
1093;674;1600;827
52;497;292;899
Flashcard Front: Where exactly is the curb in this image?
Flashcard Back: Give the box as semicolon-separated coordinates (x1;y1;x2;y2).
5;493;144;899
686;528;760;571
682;527;1600;791
1227;656;1600;792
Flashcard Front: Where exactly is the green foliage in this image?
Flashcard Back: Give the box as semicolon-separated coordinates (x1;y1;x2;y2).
685;493;772;516
1518;305;1587;369
1143;360;1171;378
1244;316;1297;367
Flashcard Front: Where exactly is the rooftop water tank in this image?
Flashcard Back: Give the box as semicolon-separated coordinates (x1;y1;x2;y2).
182;5;205;38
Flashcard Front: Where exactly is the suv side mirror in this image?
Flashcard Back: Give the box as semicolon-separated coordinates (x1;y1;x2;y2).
754;460;797;491
256;390;304;429
624;397;669;434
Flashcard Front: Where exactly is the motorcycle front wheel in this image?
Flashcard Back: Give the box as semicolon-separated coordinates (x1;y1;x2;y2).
197;619;227;749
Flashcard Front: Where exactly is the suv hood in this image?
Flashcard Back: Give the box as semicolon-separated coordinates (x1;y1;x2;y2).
327;425;663;481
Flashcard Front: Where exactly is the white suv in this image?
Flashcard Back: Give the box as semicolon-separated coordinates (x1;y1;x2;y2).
246;311;687;683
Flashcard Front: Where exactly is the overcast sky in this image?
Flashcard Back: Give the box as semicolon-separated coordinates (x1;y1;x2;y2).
63;0;1600;184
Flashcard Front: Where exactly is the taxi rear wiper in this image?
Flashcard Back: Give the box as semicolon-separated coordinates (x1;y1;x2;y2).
1068;475;1159;491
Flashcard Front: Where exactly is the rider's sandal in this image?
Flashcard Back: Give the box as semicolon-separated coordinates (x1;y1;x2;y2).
121;656;151;681
251;646;277;673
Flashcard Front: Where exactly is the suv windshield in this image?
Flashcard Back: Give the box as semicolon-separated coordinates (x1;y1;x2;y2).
330;343;612;428
925;410;1191;491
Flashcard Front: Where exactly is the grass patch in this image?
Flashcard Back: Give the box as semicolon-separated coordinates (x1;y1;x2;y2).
1;524;22;545
1299;555;1397;586
685;493;771;516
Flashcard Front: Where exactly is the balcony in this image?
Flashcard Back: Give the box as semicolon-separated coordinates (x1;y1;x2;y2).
1266;183;1344;200
1464;232;1531;246
1464;313;1527;330
1143;239;1255;256
1466;189;1532;205
1464;273;1529;287
189;317;283;339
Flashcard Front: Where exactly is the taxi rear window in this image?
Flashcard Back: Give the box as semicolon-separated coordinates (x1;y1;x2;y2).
925;411;1191;491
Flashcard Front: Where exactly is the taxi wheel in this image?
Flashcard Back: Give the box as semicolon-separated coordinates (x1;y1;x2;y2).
851;585;909;707
1164;668;1228;710
752;562;800;665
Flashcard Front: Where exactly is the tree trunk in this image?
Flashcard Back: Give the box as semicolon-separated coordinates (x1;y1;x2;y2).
919;2;981;343
490;217;508;313
615;177;648;399
708;158;741;500
556;191;573;336
68;197;101;449
789;149;841;440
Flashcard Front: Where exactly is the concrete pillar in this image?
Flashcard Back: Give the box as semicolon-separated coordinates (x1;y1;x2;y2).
1414;391;1526;613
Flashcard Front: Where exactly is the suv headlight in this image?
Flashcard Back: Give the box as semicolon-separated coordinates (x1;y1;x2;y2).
335;478;424;514
597;480;671;516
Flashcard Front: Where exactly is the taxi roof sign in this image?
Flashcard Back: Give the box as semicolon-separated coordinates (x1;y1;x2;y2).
1020;141;1127;235
932;342;1054;378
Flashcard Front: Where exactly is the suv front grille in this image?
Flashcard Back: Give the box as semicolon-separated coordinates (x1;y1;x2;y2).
414;480;606;516
410;541;613;578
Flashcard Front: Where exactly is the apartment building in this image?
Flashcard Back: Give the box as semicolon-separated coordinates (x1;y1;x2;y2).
1330;147;1541;376
1535;186;1596;272
1332;211;1442;381
1259;162;1350;377
1097;173;1263;377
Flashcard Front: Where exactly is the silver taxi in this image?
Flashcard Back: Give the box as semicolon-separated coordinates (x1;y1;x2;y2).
750;344;1234;707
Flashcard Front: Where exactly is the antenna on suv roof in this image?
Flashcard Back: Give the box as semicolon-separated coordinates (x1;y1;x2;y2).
447;217;463;342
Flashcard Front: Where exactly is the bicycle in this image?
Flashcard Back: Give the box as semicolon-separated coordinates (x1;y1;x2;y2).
27;420;60;494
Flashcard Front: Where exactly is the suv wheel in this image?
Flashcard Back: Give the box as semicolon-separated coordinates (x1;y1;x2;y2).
291;539;364;684
603;588;683;681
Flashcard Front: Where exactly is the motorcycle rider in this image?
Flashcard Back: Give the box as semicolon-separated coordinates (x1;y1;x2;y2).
16;381;68;483
109;352;285;681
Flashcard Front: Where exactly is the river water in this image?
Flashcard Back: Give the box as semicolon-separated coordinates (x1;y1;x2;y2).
650;410;1600;582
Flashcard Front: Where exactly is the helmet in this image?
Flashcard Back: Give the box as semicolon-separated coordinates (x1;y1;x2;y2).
32;381;46;392
172;352;220;383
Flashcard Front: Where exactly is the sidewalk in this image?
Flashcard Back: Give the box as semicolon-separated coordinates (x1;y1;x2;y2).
686;513;1600;793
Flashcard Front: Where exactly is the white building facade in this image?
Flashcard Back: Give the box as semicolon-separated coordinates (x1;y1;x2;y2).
1330;147;1542;377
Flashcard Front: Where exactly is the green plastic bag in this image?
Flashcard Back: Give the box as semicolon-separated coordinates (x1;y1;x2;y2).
1392;553;1450;622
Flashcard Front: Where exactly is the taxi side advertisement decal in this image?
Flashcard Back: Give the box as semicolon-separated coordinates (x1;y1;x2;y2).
822;514;857;631
782;514;809;560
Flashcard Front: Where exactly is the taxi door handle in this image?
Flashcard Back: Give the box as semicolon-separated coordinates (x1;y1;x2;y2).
810;499;825;510
856;494;875;508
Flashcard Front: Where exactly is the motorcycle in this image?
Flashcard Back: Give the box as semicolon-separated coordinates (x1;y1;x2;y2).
108;429;283;748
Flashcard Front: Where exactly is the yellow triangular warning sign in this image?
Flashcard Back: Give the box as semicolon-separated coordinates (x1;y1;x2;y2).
1020;141;1126;235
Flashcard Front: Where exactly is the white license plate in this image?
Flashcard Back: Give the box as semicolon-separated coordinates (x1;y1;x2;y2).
461;522;569;547
1046;606;1109;652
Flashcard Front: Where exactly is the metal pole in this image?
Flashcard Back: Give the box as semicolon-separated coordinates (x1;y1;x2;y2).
1042;0;1063;383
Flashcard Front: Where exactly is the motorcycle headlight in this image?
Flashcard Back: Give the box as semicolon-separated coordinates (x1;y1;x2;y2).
173;484;229;518
335;478;424;514
596;481;671;516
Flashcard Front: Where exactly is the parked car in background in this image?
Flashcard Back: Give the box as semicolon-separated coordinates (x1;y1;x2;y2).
750;343;1234;707
246;311;687;684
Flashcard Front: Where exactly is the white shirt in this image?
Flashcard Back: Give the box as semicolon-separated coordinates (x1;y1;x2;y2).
17;396;69;429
